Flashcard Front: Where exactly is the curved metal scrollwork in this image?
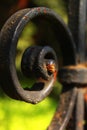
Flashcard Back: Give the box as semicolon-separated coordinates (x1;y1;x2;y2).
0;7;75;104
0;1;86;129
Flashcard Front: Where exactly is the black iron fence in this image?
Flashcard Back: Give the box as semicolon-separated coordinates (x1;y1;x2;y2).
0;0;87;130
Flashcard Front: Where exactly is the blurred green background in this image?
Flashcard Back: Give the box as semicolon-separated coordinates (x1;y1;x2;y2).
0;0;68;130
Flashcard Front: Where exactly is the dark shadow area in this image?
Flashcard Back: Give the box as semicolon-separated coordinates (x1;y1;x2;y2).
24;82;44;91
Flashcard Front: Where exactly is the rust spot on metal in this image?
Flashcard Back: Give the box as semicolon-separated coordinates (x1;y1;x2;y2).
45;62;57;80
84;92;87;102
77;121;84;128
53;71;57;80
55;111;62;119
64;63;87;70
46;63;56;73
59;63;87;85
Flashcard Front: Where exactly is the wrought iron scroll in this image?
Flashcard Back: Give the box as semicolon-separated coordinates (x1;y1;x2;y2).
0;0;87;130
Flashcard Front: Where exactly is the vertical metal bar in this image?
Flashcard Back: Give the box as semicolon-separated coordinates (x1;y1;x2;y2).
76;89;84;130
68;0;86;63
66;103;76;130
79;0;86;62
48;87;77;130
86;1;87;60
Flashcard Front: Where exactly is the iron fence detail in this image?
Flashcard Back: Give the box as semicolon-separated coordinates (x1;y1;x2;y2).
0;0;87;130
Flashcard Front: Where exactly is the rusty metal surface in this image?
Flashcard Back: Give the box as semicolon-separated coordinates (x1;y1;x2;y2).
76;89;84;130
59;64;87;84
0;0;87;129
48;87;87;130
68;0;87;62
66;88;87;130
21;46;58;80
48;88;77;130
48;0;87;129
0;7;76;103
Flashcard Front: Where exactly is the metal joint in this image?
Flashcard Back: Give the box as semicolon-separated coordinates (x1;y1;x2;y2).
59;64;87;85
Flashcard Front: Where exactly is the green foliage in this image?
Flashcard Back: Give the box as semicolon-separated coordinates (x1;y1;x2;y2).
0;96;58;130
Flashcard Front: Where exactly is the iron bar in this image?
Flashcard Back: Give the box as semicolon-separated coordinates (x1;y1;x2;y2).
76;89;84;130
48;88;77;130
68;0;87;62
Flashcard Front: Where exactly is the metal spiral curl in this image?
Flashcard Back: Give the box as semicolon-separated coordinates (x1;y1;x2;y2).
0;7;75;104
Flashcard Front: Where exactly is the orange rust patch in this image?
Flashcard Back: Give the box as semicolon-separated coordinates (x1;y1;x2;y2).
46;63;57;80
84;92;87;102
55;112;62;119
46;64;56;73
53;71;57;80
64;63;87;69
77;121;84;128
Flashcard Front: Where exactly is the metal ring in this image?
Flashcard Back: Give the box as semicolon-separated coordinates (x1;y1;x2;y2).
0;7;76;103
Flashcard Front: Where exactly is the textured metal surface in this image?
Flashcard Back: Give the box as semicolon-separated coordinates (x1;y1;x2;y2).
48;88;77;130
0;0;87;129
58;64;87;84
21;46;58;80
0;7;76;103
76;89;84;130
68;0;87;62
48;87;87;130
48;0;87;129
